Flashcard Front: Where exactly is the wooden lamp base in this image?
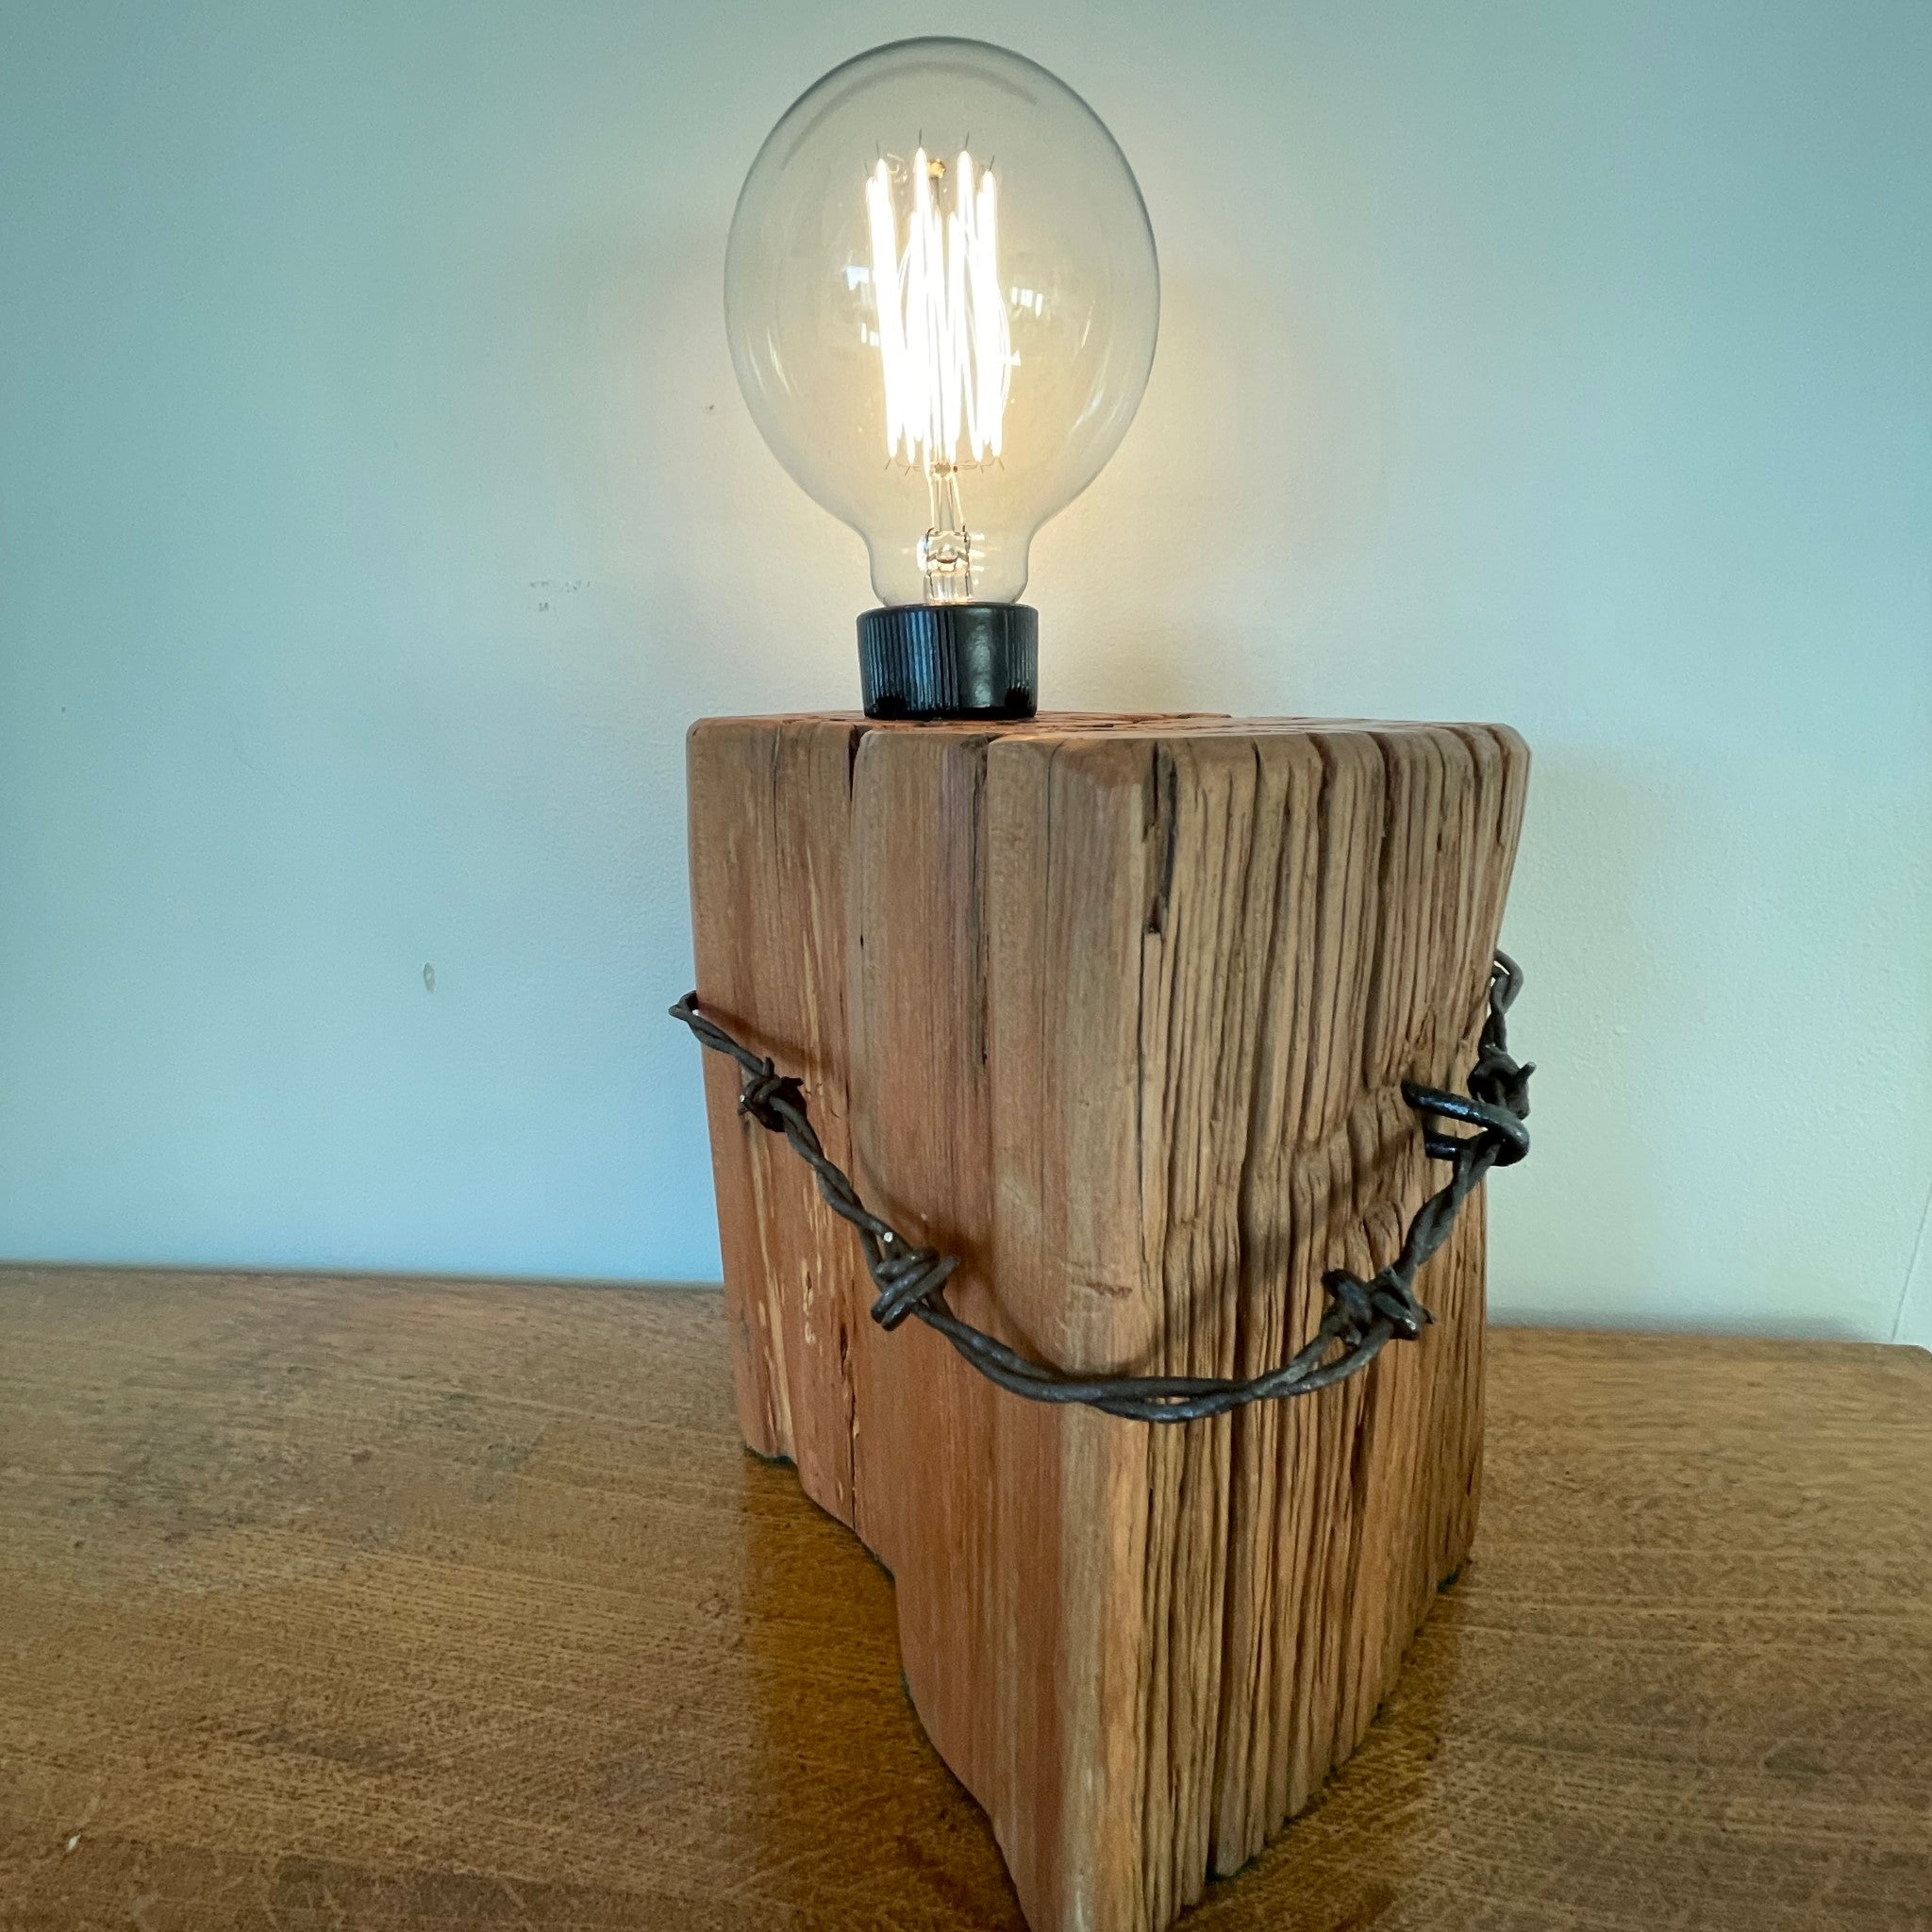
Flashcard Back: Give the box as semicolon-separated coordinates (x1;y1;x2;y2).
687;713;1529;1932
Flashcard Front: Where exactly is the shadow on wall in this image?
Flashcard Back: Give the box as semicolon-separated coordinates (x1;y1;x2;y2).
1037;265;1400;714
1497;747;1923;1344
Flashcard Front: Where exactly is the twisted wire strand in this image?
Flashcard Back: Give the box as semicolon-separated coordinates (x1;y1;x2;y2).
671;952;1531;1424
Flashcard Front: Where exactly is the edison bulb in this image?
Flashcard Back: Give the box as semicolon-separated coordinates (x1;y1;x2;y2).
724;38;1158;716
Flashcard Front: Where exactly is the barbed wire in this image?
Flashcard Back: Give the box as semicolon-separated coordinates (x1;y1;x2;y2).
671;953;1530;1424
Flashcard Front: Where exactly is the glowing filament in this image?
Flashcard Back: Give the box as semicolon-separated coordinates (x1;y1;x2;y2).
865;149;1011;469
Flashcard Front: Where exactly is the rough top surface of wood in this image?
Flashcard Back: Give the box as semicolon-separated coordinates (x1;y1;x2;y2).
689;711;1516;741
2;1265;1927;1931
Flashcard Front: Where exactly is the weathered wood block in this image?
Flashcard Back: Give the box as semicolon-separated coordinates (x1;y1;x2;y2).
688;713;1529;1932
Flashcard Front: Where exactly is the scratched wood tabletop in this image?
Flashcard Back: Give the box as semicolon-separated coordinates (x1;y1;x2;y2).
1;1267;1927;1930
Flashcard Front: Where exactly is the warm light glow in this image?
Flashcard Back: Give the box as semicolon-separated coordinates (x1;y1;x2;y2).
865;150;1011;470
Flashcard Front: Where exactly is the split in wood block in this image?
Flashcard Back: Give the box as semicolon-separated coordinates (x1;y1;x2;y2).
687;713;1529;1932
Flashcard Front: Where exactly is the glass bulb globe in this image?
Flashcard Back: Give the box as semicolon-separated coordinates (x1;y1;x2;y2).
724;38;1159;614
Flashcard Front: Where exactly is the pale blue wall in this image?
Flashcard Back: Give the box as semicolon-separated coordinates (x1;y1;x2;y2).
2;3;1927;1341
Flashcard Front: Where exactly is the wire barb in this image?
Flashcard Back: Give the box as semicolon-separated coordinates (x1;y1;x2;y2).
670;952;1530;1425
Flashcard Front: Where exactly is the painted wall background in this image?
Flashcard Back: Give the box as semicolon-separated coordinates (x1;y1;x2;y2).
2;2;1927;1343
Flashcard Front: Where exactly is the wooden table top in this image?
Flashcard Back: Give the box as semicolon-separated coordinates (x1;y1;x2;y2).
1;1268;1927;1930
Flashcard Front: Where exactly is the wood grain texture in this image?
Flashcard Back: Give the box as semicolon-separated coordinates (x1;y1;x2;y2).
687;715;862;1507
1;1270;1928;1931
688;715;1530;1931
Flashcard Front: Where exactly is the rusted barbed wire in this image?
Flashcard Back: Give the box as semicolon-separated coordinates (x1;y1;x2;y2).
671;953;1531;1424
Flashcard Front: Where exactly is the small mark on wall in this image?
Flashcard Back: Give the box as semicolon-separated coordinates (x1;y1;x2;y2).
423;964;436;993
529;577;589;613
